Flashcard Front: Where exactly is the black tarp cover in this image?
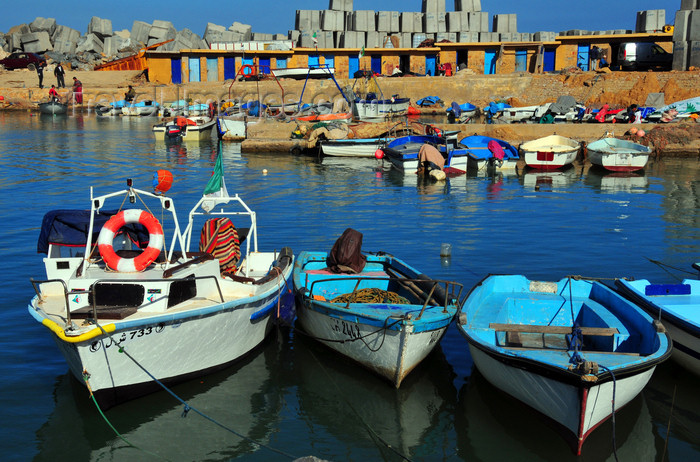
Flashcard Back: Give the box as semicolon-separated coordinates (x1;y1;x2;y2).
37;209;150;254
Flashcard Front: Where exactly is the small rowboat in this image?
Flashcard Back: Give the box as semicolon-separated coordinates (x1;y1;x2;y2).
39;101;67;115
152;116;217;141
616;277;700;376
459;135;520;171
293;242;463;387
320;138;387;157
458;274;671;454
520;134;580;170
586;137;651;172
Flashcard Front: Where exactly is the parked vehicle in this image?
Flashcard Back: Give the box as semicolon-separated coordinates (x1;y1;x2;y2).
618;42;672;71
0;52;45;70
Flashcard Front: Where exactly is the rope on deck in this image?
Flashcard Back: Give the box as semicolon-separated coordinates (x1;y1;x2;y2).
331;288;410;305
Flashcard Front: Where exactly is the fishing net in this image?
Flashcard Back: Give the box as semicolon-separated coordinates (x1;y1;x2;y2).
331;288;410;305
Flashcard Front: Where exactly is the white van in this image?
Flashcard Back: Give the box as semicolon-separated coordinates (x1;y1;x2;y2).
618;42;672;71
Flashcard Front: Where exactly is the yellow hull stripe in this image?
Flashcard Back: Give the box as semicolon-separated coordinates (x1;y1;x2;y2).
42;318;116;343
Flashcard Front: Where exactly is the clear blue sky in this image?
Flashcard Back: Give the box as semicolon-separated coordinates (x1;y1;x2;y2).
1;1;674;36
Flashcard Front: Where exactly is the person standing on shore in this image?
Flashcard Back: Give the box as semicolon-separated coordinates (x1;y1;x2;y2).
36;60;45;88
54;63;65;88
72;76;83;104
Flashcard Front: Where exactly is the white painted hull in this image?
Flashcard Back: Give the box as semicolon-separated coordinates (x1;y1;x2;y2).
467;157;519;172
521;135;580;170
663;319;700;376
587;150;649;172
122;105;159;116
320;140;385;157
297;305;447;387
354;99;410;120
218;117;247;141
468;346;655;451
153;118;216;141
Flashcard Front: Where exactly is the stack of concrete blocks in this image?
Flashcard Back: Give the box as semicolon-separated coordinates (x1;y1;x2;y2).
377;12;400;32
423;0;447;34
673;0;700;70
635;10;666;32
534;31;557;42
130;21;152;46
21;18;56;53
163;28;207;52
52;25;80;54
492;14;518;42
400;12;424;47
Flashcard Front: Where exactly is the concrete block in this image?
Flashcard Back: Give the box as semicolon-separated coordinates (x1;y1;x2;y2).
103;35;126;56
499;32;514;42
689;10;700;41
680;0;697;10
8;24;31;35
635;11;645;33
229;22;252;40
493;14;517;33
149;21;177;43
288;30;301;43
673;10;690;42
457;0;482;11
534;31;556;42
366;30;380;48
470;12;489;32
688;40;700;69
114;29;130;39
76;33;103;53
130;20;151;45
252;33;273;41
7;33;22;51
377;11;400;32
342;31;365;48
412;33;427;47
296;10;321;30
643;10;658;32
400;32;412;47
52;25;80;54
329;0;353;11
425;13;438;33
459;31;479;43
421;0;446;14
673;41;688;70
447;12;461;32
30;17;56;36
88;17;112;39
21;31;53;53
322;10;345;31
656;10;666;30
479;32;499;43
400;12;415;32
352;10;375;32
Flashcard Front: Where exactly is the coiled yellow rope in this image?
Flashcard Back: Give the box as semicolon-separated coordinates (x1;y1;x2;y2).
331;288;410;305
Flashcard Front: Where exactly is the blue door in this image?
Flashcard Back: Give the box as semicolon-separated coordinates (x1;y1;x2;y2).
276;57;287;69
515;50;527;72
348;56;359;77
171;58;182;84
206;58;218;82
371;55;382;74
324;55;334;70
308;54;320;67
188;57;200;82
484;49;497;74
543;47;556;72
258;57;270;74
577;45;589;71
426;55;436;76
223;57;236;80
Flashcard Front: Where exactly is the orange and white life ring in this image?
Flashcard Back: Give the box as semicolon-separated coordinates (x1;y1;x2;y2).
241;64;254;77
97;209;164;272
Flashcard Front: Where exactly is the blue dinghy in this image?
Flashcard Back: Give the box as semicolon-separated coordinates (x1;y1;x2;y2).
459;135;520;172
457;274;671;455
293;232;463;387
616;277;700;376
382;133;467;174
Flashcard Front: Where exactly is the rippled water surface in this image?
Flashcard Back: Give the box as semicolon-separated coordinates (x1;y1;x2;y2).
1;112;699;461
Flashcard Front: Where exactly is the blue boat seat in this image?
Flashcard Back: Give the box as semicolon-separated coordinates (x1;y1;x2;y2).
645;283;691;296
578;302;631;352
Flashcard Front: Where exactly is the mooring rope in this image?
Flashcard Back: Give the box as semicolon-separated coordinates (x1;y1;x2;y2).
331;288;410;305
304;344;413;461
598;364;619;462
90;322;298;460
646;257;696;281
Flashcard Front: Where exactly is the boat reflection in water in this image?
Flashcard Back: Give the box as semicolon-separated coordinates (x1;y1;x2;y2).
522;165;579;191
34;336;285;461
293;333;457;460
585;167;649;193
455;370;659;461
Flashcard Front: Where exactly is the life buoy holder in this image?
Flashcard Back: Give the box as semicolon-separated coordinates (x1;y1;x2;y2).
241;65;254;77
97;209;164;272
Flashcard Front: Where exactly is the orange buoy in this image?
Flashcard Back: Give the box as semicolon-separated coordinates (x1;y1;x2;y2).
153;169;173;193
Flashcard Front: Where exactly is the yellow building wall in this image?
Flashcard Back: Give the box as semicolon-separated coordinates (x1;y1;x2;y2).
556;43;579;69
468;50;485;73
148;58;173;84
410;55;426;75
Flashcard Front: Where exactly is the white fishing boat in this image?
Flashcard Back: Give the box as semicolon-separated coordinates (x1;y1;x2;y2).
122;100;160;116
520;135;581;170
320;138;387;157
217;115;248;141
586;137;652;172
293;236;463;387
272;67;335;80
458;275;671;455
152;115;217;141
28;159;294;409
353;97;411;120
498;103;551;123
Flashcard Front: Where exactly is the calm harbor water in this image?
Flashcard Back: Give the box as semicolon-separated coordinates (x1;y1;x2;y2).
1;112;699;461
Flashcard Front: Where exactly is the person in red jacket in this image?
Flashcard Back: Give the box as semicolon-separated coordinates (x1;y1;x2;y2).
48;85;59;102
72;76;83;104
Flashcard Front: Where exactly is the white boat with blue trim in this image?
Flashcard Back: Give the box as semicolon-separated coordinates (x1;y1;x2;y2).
457;274;671;455
28;158;293;409
293;234;463;387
